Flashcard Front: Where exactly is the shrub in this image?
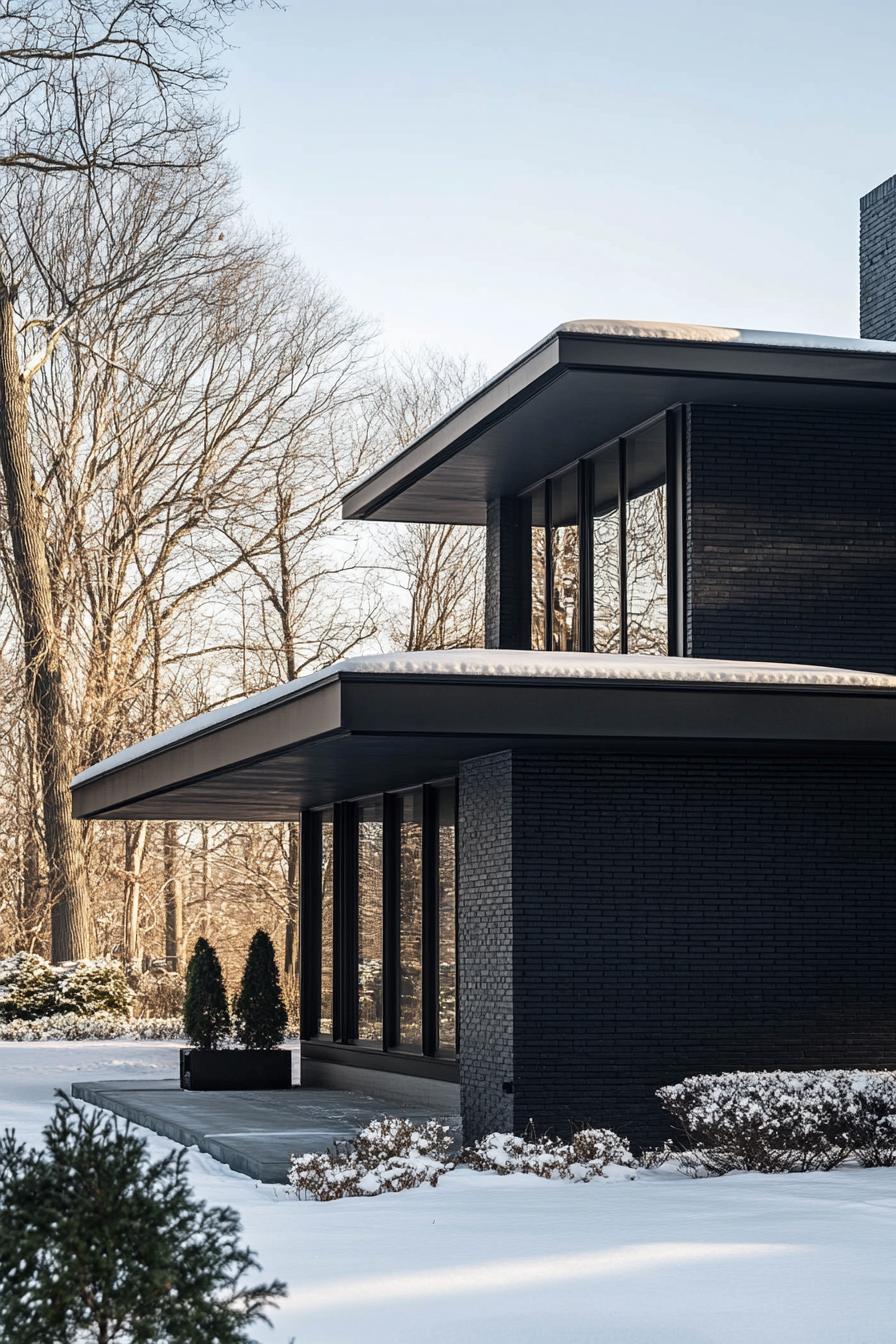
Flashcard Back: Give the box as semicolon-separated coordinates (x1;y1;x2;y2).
0;952;58;1020
232;929;288;1050
289;1116;455;1201
183;938;230;1049
463;1124;635;1182
0;1013;184;1041
130;968;185;1019
844;1073;896;1168
658;1070;862;1175
55;958;133;1017
0;1093;284;1343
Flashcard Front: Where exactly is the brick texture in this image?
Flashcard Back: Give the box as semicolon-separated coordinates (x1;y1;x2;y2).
686;404;896;673
860;174;896;340
485;497;531;649
458;751;515;1139
459;748;896;1146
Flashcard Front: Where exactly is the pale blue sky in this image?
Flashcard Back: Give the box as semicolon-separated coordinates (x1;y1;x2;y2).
222;0;896;372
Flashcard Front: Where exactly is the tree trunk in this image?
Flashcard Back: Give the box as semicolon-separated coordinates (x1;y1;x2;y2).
123;819;148;964
0;284;92;961
284;818;300;978
162;821;184;972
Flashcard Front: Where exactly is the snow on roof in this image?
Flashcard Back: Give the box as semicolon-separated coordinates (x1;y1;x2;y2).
558;319;896;356
71;650;896;788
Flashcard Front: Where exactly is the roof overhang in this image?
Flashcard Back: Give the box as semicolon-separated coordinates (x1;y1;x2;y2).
71;661;896;822
342;322;896;524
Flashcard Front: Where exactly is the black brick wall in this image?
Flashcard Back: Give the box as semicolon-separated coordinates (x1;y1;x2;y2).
459;747;896;1147
485;497;531;649
860;174;896;340
458;751;515;1138
686;404;896;673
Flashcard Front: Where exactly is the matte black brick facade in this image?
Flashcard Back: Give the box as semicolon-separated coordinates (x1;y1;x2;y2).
458;748;896;1146
485;497;531;649
686;404;896;673
860;174;896;340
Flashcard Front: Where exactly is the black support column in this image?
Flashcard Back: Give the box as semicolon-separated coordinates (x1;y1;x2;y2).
485;497;532;649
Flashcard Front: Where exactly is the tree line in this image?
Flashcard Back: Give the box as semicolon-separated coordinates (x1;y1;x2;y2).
0;0;484;982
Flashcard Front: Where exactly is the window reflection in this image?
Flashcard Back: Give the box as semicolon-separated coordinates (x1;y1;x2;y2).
356;798;383;1044
399;790;423;1051
319;809;334;1038
436;784;457;1056
592;444;621;652
531;485;547;650
550;469;579;651
626;421;668;654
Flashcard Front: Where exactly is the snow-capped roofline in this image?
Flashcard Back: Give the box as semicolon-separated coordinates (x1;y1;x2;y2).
556;319;896;356
343;318;896;523
72;650;896;790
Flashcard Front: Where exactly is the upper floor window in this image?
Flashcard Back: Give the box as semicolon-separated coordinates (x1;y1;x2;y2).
529;408;681;655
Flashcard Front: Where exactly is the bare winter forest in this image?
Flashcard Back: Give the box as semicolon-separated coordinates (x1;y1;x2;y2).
0;0;484;991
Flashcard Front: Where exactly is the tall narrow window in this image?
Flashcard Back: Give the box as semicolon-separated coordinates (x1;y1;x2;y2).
356;798;383;1045
530;484;547;650
435;783;456;1056
592;444;621;651
318;808;334;1038
550;467;579;651
626;421;668;653
398;790;423;1051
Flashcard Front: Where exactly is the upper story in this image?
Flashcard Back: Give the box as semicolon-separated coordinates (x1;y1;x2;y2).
344;176;896;675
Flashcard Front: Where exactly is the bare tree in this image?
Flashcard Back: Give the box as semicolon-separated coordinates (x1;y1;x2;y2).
376;350;485;651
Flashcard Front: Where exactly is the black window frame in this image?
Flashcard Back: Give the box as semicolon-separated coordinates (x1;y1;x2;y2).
527;404;686;656
300;778;458;1065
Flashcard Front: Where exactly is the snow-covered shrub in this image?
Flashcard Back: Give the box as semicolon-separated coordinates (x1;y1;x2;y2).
0;954;132;1021
464;1125;635;1182
288;1117;455;1201
0;952;58;1020
658;1071;859;1175
0;1013;183;1041
55;959;133;1018
843;1073;896;1168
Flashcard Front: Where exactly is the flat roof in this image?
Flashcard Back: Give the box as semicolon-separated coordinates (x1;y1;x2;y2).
342;320;896;524
71;651;896;822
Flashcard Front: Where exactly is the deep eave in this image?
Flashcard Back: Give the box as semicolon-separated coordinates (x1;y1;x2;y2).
71;664;896;822
342;323;896;524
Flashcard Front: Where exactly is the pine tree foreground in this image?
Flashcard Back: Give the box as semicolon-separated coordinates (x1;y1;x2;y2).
183;938;231;1049
0;1093;284;1343
233;930;288;1051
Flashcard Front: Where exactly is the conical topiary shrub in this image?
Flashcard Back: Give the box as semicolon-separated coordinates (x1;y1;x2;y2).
233;930;288;1051
183;939;230;1050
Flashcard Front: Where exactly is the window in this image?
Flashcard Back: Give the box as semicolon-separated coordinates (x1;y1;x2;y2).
592;444;621;653
398;790;424;1051
550;468;579;651
625;420;668;654
318;808;334;1038
356;798;383;1044
435;783;457;1056
300;780;459;1070
525;408;679;656
531;484;547;650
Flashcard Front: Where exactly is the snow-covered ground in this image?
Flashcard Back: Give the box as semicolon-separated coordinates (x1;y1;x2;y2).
3;1041;896;1344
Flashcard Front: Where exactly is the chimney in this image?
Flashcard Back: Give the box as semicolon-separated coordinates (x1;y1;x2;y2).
860;174;896;340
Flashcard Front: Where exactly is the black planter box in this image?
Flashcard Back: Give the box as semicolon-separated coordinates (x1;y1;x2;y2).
179;1048;292;1091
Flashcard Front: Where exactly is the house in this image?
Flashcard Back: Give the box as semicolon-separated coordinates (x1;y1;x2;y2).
71;176;896;1145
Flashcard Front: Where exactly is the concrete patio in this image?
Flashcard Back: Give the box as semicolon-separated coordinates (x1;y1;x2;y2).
71;1077;460;1182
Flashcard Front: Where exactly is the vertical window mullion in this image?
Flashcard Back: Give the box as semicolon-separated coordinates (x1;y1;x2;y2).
421;785;439;1057
544;477;553;651
618;438;628;654
382;793;399;1051
299;809;319;1040
577;458;593;652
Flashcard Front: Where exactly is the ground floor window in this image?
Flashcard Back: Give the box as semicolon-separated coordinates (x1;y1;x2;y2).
300;779;457;1060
